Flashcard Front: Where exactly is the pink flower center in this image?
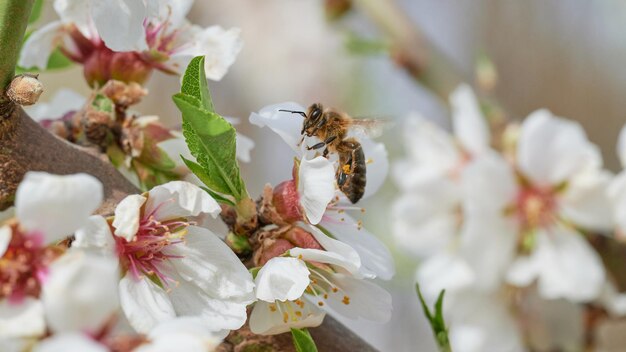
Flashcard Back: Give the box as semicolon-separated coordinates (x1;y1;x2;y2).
515;186;558;230
115;210;190;285
0;226;63;302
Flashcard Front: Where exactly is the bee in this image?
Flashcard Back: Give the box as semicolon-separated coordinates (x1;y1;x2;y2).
280;103;385;204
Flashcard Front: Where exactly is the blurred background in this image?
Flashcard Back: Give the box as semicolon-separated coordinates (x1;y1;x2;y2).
36;1;626;350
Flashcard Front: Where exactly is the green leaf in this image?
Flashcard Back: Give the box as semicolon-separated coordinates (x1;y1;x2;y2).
416;284;452;352
290;328;318;352
180;56;214;112
201;186;236;207
28;0;44;24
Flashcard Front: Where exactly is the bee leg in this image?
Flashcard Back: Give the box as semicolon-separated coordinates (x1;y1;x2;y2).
307;116;327;136
337;172;348;186
307;135;337;151
297;135;305;146
323;148;329;158
307;141;326;150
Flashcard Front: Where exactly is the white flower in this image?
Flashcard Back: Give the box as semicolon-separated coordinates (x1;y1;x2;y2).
461;110;610;300
74;181;255;333
392;84;489;258
20;0;242;82
34;332;108;352
249;224;391;335
0;172;102;339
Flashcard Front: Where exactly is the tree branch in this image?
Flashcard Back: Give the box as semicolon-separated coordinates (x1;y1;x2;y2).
0;0;33;100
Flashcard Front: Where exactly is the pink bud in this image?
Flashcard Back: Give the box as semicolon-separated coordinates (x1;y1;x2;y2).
258;239;295;266
272;180;304;224
285;226;323;250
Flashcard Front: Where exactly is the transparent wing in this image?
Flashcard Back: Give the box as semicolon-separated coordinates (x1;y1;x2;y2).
347;118;394;139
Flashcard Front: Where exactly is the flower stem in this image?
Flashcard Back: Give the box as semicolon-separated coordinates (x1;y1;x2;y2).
0;0;33;103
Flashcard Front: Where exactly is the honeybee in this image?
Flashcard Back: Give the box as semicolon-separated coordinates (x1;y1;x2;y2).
280;103;385;204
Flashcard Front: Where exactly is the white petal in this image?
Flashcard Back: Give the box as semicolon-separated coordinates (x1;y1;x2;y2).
53;0;92;36
321;212;394;280
249;300;324;336
112;194;146;241
460;213;517;291
293;223;362;276
618;124;626;168
145;181;220;221
416;251;475;299
16;172;103;243
146;0;194;28
27;89;86;122
517;109;602;185
398;114;460;186
598;282;626;316
163;267;249;331
172;26;242;81
249;102;307;155
138;317;223;352
73;215;116;255
298;156;335;224
559;170;613;231
18;21;63;70
42;250;119;334
321;273;391;322
0;225;11;257
391;179;459;258
119;274;176;334
450;84;490;156
34;333;108;352
608;171;626;234
509;227;605;302
255;257;310;302
164;226;255;301
359;138;388;200
462;152;517;212
90;0;149;52
236;132;255;163
446;291;525;352
0;298;45;338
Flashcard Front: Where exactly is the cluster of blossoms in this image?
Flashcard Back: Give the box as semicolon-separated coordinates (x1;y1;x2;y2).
22;0;252;191
393;84;626;351
0;109;395;350
20;0;241;86
0;173;236;351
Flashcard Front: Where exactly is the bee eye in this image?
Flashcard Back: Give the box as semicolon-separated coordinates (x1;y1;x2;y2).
311;109;321;120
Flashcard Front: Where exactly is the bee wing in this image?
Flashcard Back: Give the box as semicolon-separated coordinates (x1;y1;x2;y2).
347;118;394;139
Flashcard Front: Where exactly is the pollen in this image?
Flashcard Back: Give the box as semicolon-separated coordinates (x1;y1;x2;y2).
323;293;328;299
342;296;351;305
295;311;302;317
318;301;324;306
269;304;277;312
342;165;351;174
283;312;289;323
366;158;374;164
332;287;339;293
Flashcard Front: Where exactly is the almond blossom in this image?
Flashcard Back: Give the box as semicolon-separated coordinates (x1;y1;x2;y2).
0;172;103;339
391;84;490;258
249;224;392;335
20;0;242;85
72;181;255;334
462;110;611;300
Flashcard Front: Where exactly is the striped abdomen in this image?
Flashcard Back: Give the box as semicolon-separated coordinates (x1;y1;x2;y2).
336;139;366;204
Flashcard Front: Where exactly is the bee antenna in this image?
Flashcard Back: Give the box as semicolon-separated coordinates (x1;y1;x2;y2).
279;109;307;118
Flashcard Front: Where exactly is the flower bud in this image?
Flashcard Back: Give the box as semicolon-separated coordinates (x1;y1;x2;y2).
272;180;304;224
284;226;322;250
256;238;295;266
7;74;43;106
